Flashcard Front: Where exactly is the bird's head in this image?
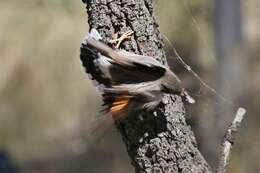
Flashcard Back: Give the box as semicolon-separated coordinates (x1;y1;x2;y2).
161;70;182;94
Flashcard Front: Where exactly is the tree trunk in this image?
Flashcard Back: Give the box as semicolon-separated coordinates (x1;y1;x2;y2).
82;0;211;172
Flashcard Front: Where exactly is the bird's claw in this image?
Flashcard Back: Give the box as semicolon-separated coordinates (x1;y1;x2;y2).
109;30;134;48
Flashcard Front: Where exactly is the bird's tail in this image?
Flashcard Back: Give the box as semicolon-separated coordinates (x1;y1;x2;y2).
102;87;134;119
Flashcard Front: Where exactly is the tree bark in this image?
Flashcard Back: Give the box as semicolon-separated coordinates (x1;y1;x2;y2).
82;0;211;172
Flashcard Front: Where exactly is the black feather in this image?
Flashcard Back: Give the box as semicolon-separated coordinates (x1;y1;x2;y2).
80;45;111;87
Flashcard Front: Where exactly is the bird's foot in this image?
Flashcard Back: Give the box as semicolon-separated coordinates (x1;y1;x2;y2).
109;30;134;48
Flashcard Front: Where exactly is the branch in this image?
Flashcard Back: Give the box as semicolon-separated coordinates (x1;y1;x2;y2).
82;0;212;172
216;108;246;173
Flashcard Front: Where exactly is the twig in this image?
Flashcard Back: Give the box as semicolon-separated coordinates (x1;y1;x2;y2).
216;107;246;173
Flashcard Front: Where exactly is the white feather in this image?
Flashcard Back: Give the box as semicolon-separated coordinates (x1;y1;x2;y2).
89;28;102;40
82;28;102;46
95;55;113;79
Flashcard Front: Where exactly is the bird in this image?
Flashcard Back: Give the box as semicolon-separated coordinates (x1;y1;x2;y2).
80;28;194;119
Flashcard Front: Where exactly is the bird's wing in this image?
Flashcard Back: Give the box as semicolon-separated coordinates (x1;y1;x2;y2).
80;44;166;88
117;50;165;69
102;85;162;119
80;29;167;88
112;50;166;82
80;29;165;118
80;45;111;90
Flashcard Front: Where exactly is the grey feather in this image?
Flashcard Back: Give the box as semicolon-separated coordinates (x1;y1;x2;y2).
80;28;194;117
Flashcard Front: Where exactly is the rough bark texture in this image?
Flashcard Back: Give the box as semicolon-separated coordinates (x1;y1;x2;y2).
82;0;212;172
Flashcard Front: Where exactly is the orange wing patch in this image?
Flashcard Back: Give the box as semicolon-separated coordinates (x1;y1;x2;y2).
110;96;132;114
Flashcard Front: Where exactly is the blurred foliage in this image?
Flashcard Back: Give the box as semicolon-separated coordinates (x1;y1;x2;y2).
0;0;259;173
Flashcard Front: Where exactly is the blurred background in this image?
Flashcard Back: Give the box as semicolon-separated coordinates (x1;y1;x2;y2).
0;0;259;172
